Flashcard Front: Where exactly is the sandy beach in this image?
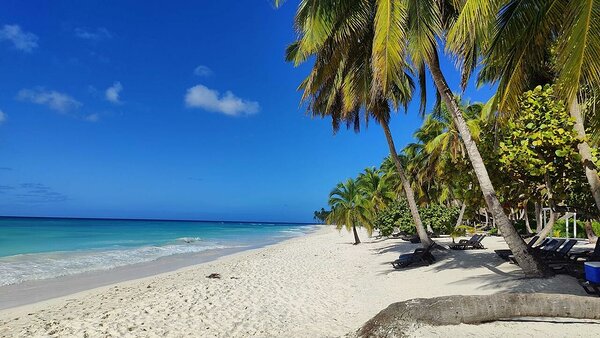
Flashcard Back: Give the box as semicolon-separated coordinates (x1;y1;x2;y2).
1;227;600;337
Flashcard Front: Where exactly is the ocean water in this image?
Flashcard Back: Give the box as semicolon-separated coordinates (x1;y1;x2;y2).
0;217;317;286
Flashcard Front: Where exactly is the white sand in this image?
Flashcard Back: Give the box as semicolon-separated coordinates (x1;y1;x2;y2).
1;227;599;337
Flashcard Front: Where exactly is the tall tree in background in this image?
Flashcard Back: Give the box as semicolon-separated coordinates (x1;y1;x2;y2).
284;1;433;246
276;0;547;275
357;167;395;214
327;179;372;244
476;0;600;216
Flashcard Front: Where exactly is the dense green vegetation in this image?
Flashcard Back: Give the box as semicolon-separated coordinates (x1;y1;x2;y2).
317;86;599;244
279;0;600;277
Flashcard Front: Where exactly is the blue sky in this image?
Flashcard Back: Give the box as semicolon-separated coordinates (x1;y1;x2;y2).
0;1;495;222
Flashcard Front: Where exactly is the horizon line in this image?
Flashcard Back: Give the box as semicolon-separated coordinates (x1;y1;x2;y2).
0;215;315;225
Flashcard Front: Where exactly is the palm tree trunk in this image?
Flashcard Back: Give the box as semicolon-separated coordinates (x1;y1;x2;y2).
570;98;600;213
536;175;558;242
455;200;467;228
535;200;543;233
381;123;432;247
355;294;600;338
352;224;361;245
427;52;549;277
585;220;598;244
523;201;533;234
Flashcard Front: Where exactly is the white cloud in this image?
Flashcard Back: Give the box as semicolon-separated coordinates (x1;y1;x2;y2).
0;110;6;124
185;85;259;117
17;88;82;113
193;65;212;77
105;82;123;104
0;24;38;52
84;113;100;122
74;27;111;40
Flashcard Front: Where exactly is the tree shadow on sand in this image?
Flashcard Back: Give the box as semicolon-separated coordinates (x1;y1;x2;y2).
374;248;588;296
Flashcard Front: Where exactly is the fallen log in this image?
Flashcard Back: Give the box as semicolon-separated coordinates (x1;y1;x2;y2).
354;293;600;337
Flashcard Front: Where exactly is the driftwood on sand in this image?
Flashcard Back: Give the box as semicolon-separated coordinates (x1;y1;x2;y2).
353;293;600;337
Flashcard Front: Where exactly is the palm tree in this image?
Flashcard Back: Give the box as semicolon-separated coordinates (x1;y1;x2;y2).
417;100;483;226
275;0;547;276
473;0;600;219
327;178;372;244
403;1;550;276
357;167;395;214
284;0;433;246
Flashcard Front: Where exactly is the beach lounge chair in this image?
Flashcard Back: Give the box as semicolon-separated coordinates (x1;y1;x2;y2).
569;240;600;261
543;239;578;260
495;235;540;260
449;234;485;250
550;241;600;277
391;243;435;269
579;280;600;296
391;231;408;239
508;238;565;264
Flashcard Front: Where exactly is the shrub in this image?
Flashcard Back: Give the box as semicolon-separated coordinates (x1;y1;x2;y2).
373;200;459;236
373;200;413;236
552;219;600;238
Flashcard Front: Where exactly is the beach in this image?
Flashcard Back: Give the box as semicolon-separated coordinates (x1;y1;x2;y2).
1;226;599;337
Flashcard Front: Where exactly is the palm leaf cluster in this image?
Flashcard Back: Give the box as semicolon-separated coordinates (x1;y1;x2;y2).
280;0;600;277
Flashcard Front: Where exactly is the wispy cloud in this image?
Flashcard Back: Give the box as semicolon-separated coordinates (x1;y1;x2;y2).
16;183;68;202
17;88;82;113
105;81;123;104
193;65;212;77
185;85;259;117
85;113;100;122
0;24;38;52
0;110;6;125
74;27;112;41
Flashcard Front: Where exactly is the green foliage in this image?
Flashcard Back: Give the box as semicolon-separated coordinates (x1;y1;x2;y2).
419;204;460;234
497;85;583;207
451;225;477;240
552;219;600;239
373;200;414;236
327;178;373;237
373;200;459;236
498;85;580;180
313;208;330;223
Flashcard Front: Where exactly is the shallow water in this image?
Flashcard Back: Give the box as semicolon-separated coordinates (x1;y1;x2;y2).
0;217;315;286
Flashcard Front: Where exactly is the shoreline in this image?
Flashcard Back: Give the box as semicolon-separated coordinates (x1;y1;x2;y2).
0;226;323;312
2;227;600;337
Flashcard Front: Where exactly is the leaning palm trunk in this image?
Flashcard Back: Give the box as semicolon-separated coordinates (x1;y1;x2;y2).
428;53;549;277
570;98;600;214
585;220;598;244
382;123;432;247
354;294;600;338
537;176;559;242
455;201;467;228
536;209;557;242
535;200;543;233
352;224;361;245
523;202;533;234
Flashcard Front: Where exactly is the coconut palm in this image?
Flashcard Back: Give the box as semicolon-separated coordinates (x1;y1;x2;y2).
471;0;600;220
327;178;372;244
277;0;548;276
357;167;395;214
275;0;547;276
284;0;433;246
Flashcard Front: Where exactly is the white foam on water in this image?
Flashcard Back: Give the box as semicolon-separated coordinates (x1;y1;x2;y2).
0;241;230;286
275;225;320;238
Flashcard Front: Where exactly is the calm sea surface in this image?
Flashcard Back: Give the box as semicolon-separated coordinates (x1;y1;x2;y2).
0;217;316;286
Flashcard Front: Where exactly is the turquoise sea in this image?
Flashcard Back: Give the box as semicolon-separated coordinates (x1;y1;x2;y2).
0;217;316;286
